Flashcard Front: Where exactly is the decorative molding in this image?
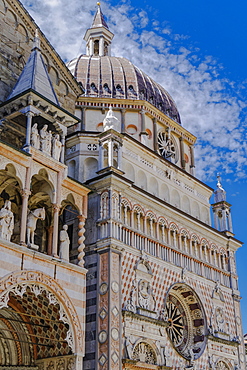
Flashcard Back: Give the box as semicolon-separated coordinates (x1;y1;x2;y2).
0;270;84;353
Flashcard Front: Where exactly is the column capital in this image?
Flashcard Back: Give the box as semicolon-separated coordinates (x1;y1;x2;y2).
21;189;31;198
52;203;61;213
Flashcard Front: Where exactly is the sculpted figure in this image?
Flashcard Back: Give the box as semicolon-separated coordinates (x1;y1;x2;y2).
46;130;52;155
26;208;45;246
59;224;70;261
103;106;120;131
0;200;14;241
31;123;40;149
52;134;62;161
40;124;48;152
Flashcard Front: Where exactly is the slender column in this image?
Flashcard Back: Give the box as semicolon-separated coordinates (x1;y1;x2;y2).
116;144;122;170
190;145;195;175
99;142;104;170
78;215;86;266
24;111;34;152
89;39;94;55
153;117;158;152
108;140;113;167
140;109;148;144
52;204;60;257
130;210;134;228
20;189;31;244
121;109;126;133
80;107;86;131
179;137;186;169
99;36;104;56
228;211;233;232
61;134;65;163
47;226;53;256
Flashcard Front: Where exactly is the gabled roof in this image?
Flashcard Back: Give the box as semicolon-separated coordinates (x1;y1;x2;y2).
91;3;109;29
7;31;59;106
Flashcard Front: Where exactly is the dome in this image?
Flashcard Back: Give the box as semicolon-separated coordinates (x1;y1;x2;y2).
67;55;181;124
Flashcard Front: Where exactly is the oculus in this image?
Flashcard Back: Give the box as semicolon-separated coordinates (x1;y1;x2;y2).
165;283;207;360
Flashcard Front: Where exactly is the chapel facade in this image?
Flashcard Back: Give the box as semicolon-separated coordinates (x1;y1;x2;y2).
0;1;246;370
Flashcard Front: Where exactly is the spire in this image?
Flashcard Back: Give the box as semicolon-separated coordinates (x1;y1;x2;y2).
83;3;114;57
7;29;59;106
212;174;233;233
91;2;109;29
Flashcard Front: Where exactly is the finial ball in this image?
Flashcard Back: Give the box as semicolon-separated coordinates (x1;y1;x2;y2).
97;2;101;5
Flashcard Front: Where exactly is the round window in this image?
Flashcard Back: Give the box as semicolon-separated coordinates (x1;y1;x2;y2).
165;283;207;360
157;131;178;163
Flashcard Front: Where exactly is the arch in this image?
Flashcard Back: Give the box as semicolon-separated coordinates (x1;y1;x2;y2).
0;164;23;243
0;270;84;356
124;162;135;182
148;176;159;197
215;360;231;370
136;170;147;191
68;159;76;178
17;23;28;44
59;80;69;95
146;210;157;221
132;339;159;365
169;222;179;232
49;66;59;85
160;183;170;202
158;216;168;228
0;0;6;14
201;206;210;224
191;200;200;219
84;157;98;181
6;9;17;26
171;189;180;208
181;194;191;214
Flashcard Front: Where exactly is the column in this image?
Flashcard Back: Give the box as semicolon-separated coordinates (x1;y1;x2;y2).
52;203;60;257
121;109;126;133
108;140;113;167
153;117;158;152
190;145;195;175
179;137;186;169
99;36;104;56
61;134;65;163
98;142;104;170
20;189;31;244
89;39;94;55
117;144;123;170
140;109;147;144
47;226;53;256
24;111;34;152
80;107;86;131
78;215;86;266
228;211;233;232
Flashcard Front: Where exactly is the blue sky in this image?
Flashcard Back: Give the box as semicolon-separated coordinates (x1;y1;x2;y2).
22;0;247;331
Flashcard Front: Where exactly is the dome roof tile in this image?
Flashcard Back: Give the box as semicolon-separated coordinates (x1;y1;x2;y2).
67;55;181;124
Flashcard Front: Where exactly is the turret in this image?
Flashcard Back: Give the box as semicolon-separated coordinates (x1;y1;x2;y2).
212;174;233;233
83;2;114;56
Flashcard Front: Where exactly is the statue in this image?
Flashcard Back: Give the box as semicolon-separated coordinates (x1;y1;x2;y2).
103;106;120;131
59;225;70;261
46;130;52;155
0;200;14;241
52;134;62;161
40;124;48;153
26;208;45;247
31;123;40;149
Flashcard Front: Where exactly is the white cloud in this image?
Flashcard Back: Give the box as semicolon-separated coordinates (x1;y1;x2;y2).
21;0;247;181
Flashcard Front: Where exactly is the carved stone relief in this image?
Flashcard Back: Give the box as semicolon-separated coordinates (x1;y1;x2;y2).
0;271;84;353
132;342;157;365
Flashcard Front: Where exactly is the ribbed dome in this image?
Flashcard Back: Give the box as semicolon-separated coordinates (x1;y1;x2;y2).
67;55;181;124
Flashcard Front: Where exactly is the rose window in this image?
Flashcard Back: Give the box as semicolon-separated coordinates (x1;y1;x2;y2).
165;283;207;360
157;131;177;163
